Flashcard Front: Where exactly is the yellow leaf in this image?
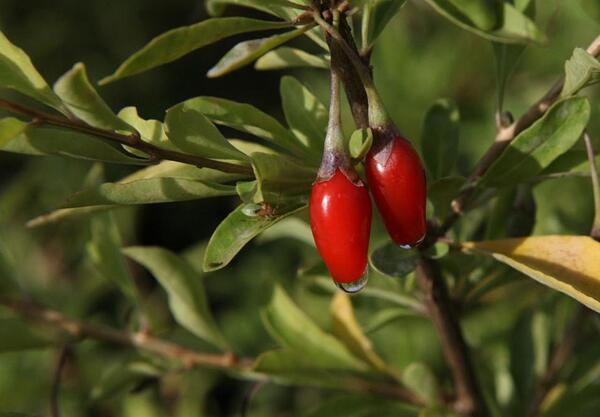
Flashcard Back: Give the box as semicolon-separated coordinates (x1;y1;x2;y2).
462;236;600;313
330;292;389;373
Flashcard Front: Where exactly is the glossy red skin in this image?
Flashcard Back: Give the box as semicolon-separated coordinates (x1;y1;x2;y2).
365;136;427;247
310;170;372;283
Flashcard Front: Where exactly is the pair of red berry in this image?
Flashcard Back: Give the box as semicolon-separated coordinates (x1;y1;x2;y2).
309;127;427;292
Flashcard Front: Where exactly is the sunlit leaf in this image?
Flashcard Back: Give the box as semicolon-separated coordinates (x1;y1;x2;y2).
117;107;178;151
165;100;249;161
330;292;389;373
261;285;368;370
349;128;373;161
54;63;133;132
561;48;600;97
251;151;316;202
255;47;328;70
100;18;291;84
280;76;327;156
0;30;65;113
481;97;590;186
462;236;600;312
207;28;310;78
203;200;306;271
123;246;228;349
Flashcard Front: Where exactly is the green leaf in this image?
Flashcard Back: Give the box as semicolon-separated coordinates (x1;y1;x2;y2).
493;41;526;111
257;216;314;246
0;120;143;164
255;47;329;70
360;0;408;47
481;97;591;186
427;176;465;221
203;200;306;271
91;359;162;401
100;18;291;84
421;99;460;180
0;413;41;417
0;30;65;113
349;128;374;161
580;0;600;23
87;212;137;300
369;242;418;278
117;107;176;150
123;246;228;349
53;63;133;132
280;76;327;156
330;292;390;373
171;96;304;157
422;1;545;44
446;0;503;30
62;177;236;208
207;28;309;78
261;285;368;370
0;318;53;352
401;362;439;405
206;0;298;18
251;152;316;201
561;48;600;97
165;100;249;161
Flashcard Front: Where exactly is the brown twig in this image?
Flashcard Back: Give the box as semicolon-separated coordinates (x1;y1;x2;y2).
527;307;588;416
0;98;253;175
448;34;600;221
0;296;425;406
50;345;70;417
583;132;600;240
415;258;488;417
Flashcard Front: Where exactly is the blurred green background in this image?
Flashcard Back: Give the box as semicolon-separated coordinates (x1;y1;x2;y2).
0;1;599;416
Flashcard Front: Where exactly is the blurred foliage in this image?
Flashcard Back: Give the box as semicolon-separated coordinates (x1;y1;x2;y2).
0;1;599;417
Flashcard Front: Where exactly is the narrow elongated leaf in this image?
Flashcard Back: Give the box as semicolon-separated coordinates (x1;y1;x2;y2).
178;97;305;156
261;285;368;370
165;100;249;161
421;99;460;180
0;120;142;164
206;0;299;19
87;212;137;300
62;178;236;208
100;18;290;84
481;97;590;186
561;48;600;97
0;30;65;112
207;28;309;78
446;0;503;30
462;236;600;313
255;47;328;70
54;63;133;132
123;246;228;349
203;200;306;271
27;162;244;227
402;362;440;404
423;1;545;44
91;359;162;401
117;107;176;151
280;76;327;155
304;396;419;417
330;293;389;373
361;0;408;46
251;152;316;201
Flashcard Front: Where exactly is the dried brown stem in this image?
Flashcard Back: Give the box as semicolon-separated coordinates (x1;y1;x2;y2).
448;33;600;221
416;258;488;417
0;296;425;406
0;98;253;175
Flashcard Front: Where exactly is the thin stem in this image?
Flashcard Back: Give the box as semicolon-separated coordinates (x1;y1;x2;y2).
0;295;425;406
443;33;600;227
584;132;600;240
415;258;488;417
312;10;388;127
50;345;70;417
0;98;253;175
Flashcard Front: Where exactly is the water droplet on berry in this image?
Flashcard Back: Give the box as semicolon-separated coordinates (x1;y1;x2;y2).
335;269;368;294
